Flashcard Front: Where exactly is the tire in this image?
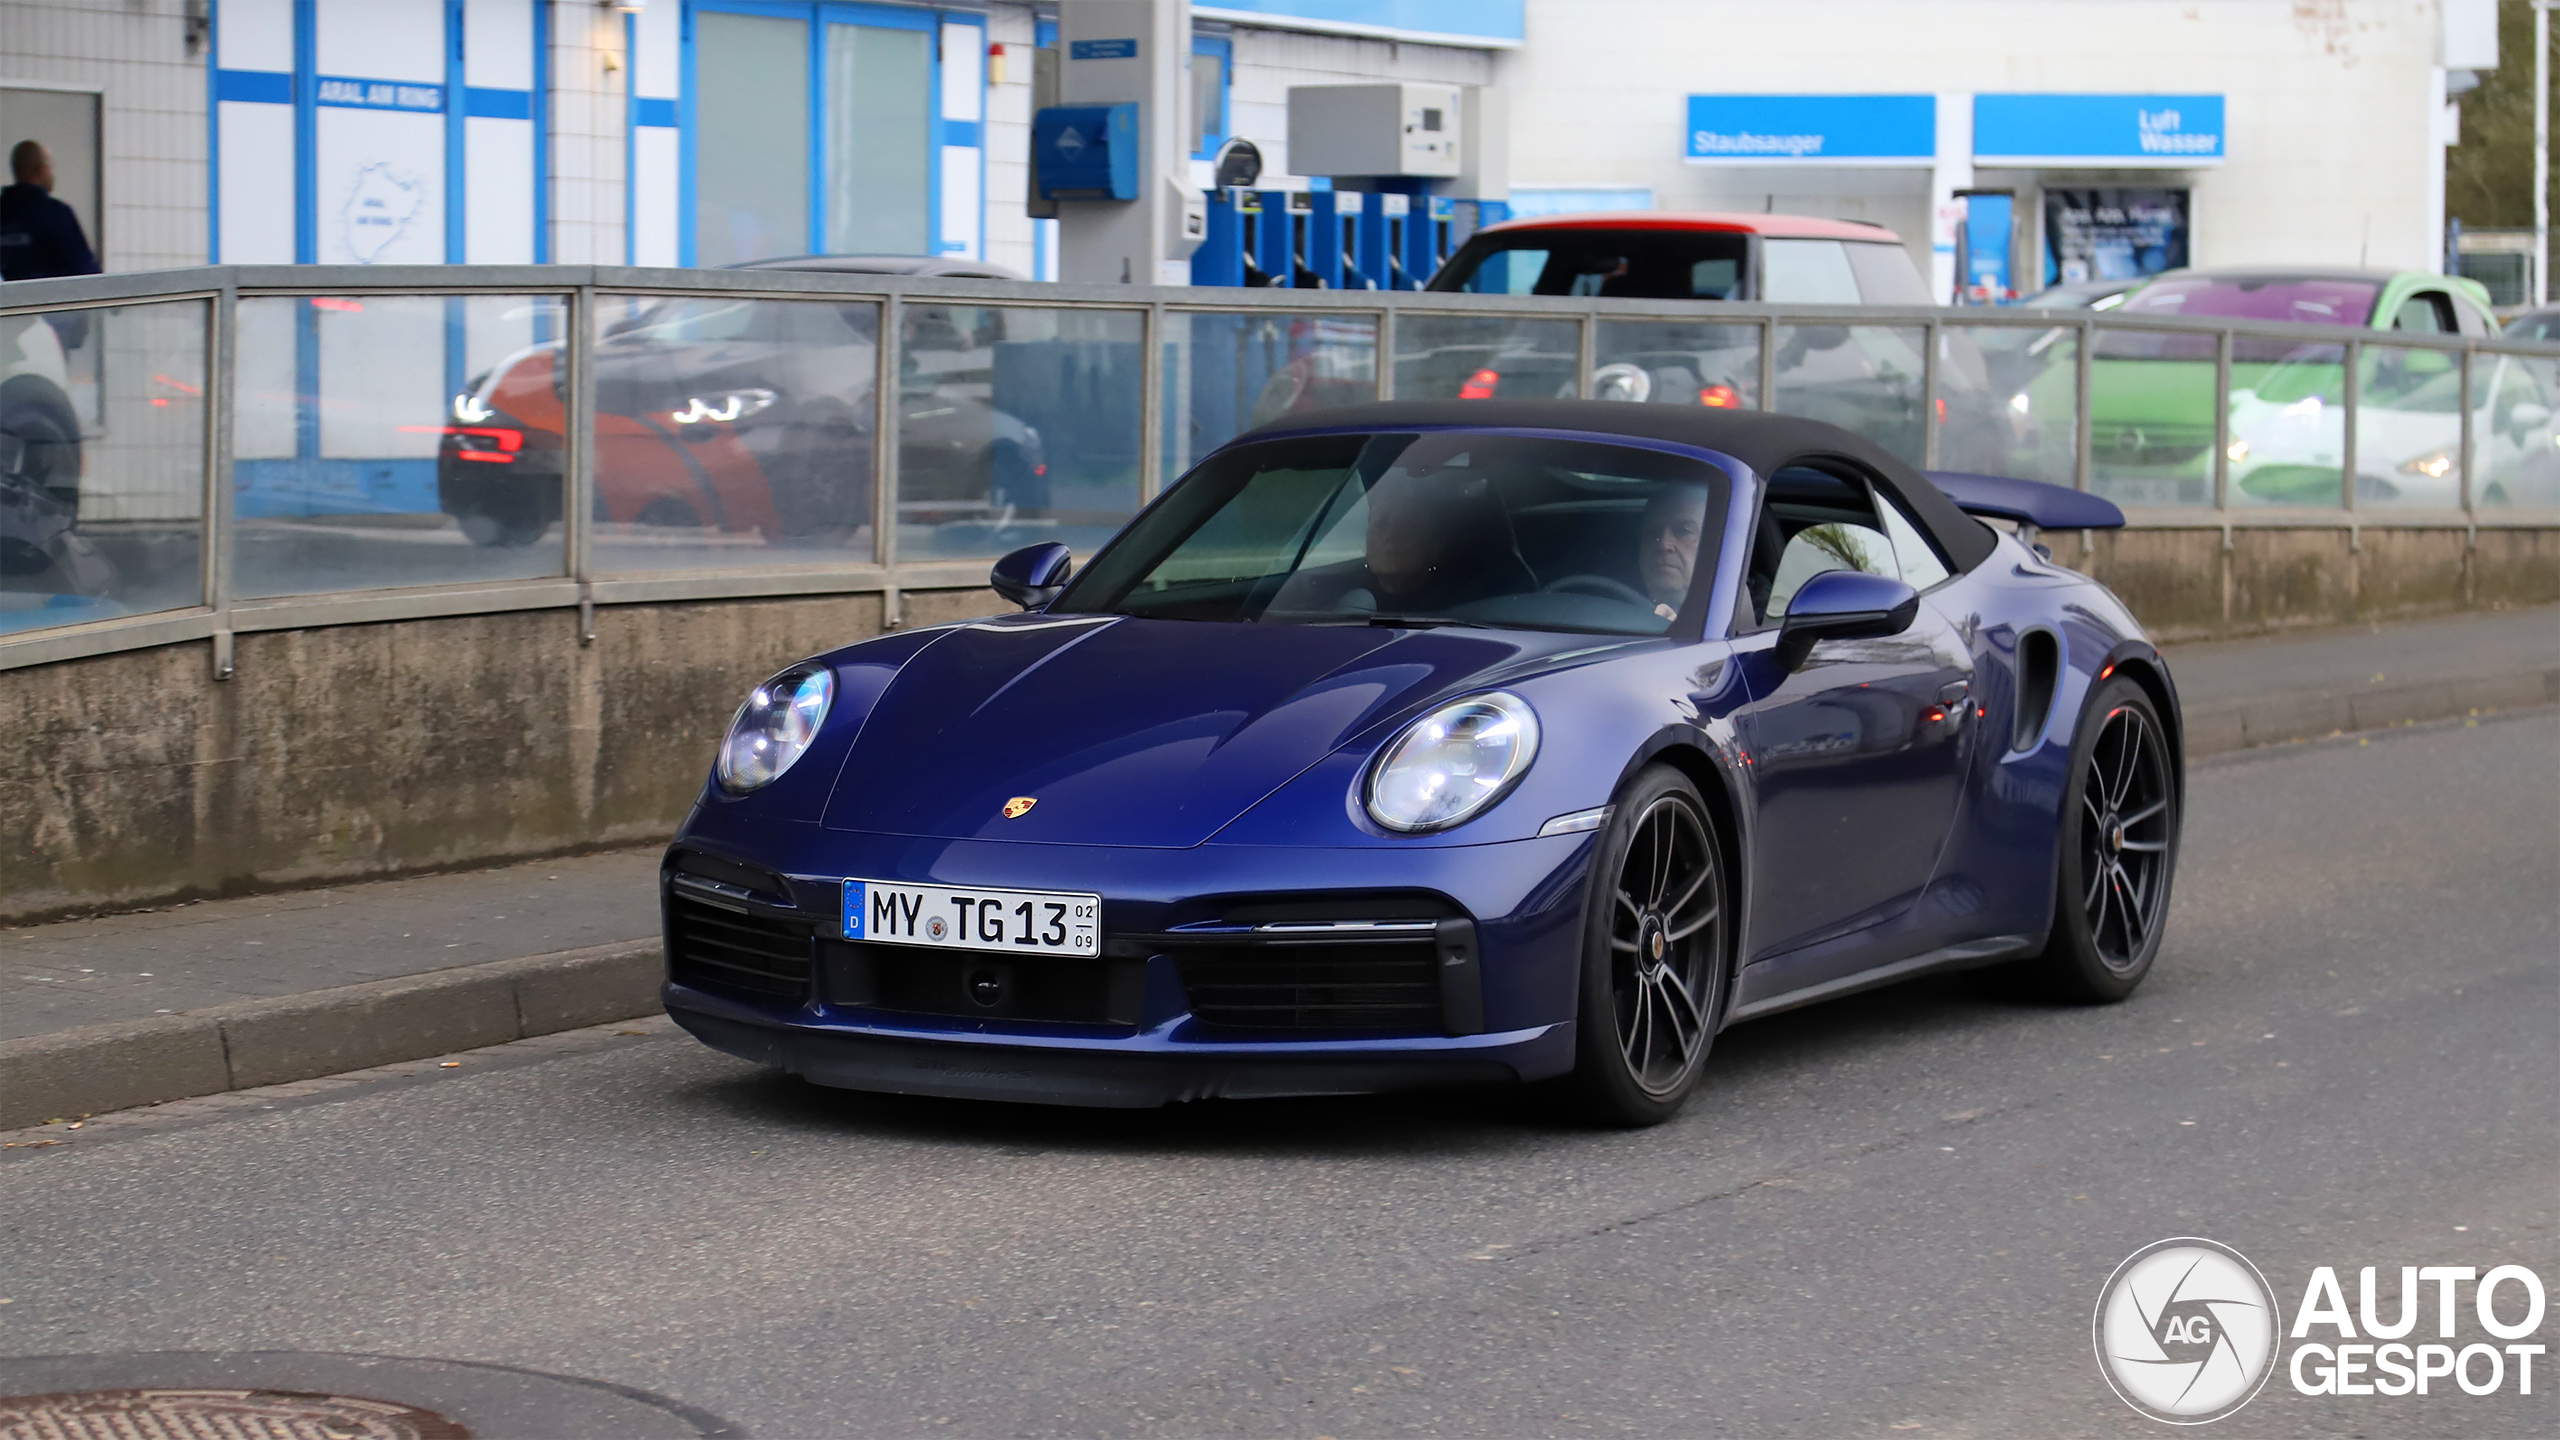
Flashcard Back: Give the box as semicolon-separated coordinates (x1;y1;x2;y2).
2022;674;2180;1002
0;391;83;511
1561;764;1733;1126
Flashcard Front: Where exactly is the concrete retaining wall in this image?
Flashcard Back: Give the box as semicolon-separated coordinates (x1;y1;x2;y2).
5;525;2556;923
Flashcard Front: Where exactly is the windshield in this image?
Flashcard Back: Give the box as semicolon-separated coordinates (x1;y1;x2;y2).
1431;229;1749;299
2118;276;2380;327
1052;432;1731;636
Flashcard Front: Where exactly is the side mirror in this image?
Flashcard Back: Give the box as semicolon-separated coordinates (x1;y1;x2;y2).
991;542;1073;610
2509;401;2551;432
1776;570;1919;671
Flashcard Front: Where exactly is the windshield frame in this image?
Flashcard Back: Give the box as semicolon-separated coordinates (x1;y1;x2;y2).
1048;425;1749;641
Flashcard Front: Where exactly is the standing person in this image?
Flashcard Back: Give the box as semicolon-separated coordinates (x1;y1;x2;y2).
2;140;101;353
0;141;100;282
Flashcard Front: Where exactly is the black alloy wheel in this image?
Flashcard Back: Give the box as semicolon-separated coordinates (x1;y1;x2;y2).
2024;674;2180;1002
1565;764;1730;1125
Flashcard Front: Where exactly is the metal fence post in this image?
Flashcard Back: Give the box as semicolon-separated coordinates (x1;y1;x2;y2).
1140;299;1165;503
2340;337;2361;515
2458;344;2477;515
2073;318;2094;492
1377;300;1397;401
1757;316;1776;413
2212;328;2233;511
876;290;902;623
1921;316;1942;469
208;279;237;678
1576;311;1597;399
565;284;598;643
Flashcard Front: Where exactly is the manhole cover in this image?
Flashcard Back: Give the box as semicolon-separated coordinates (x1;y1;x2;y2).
0;1387;469;1439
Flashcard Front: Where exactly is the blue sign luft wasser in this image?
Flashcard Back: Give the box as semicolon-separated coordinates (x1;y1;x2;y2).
1684;95;1936;164
1973;94;2224;163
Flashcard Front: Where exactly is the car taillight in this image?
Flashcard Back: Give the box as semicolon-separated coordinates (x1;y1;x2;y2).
1935;396;1947;424
1698;384;1740;408
400;425;525;463
1458;368;1501;400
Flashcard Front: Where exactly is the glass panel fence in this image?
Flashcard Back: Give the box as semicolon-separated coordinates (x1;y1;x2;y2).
897;303;1144;562
1392;313;1581;402
2351;342;2465;509
589;293;882;573
233;294;569;598
1590;320;1760;410
2474;349;2560;507
1945;324;2076;485
1161;310;1378;481
2;299;206;634
1770;324;1926;467
2225;335;2348;509
2087;326;2220;508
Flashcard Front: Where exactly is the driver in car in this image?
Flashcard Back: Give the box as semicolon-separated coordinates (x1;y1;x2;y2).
1637;482;1711;620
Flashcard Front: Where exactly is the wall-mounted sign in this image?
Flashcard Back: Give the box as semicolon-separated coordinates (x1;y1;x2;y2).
2043;188;2189;285
1683;94;1935;165
1975;94;2223;166
1067;38;1138;60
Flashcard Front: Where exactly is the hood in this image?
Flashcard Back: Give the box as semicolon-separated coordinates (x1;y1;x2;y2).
820;616;1530;847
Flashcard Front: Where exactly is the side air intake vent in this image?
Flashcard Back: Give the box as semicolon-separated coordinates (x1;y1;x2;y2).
2015;629;2060;752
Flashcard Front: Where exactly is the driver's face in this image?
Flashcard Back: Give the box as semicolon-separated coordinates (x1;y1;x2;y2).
1639;486;1710;609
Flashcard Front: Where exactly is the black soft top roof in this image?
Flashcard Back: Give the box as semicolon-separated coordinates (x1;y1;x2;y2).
1243;399;1997;572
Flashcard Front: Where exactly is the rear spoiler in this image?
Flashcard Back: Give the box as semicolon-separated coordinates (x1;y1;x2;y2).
1924;471;2125;531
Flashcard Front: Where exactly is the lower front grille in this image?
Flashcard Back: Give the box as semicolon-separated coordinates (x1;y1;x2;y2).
667;893;814;1000
1174;942;1444;1034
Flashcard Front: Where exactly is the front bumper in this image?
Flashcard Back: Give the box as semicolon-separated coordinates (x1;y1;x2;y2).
668;985;1570;1107
659;817;1598;1105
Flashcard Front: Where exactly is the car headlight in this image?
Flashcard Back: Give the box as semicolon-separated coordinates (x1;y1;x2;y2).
1364;692;1540;833
671;388;779;425
2398;448;2454;480
716;662;836;794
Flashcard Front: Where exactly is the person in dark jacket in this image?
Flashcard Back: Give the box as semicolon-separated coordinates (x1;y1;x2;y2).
0;141;99;283
2;140;102;350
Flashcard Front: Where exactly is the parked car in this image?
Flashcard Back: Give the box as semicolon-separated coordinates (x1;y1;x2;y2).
661;401;2181;1124
1345;212;2012;468
2025;267;2499;506
437;255;1043;548
2017;278;2138;311
2227;342;2558;506
2502;305;2560;345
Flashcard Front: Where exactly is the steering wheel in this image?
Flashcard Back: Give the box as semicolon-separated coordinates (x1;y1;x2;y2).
1541;574;1654;607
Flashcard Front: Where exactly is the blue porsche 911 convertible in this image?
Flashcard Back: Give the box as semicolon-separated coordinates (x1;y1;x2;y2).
663;401;2182;1124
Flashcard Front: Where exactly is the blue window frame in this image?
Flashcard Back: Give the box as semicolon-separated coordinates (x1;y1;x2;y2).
1191;33;1232;161
681;0;980;266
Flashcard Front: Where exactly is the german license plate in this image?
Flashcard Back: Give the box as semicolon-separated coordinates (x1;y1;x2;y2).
842;879;1100;957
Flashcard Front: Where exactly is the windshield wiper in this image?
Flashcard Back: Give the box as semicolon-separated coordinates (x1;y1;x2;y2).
1361;613;1473;629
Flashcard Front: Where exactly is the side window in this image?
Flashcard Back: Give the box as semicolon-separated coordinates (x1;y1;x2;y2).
1874;487;1952;589
1845;242;1932;304
1757;465;1896;621
1759;239;1861;304
2390;294;2455;334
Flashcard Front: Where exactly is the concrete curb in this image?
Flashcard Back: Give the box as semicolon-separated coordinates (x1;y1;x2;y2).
0;939;662;1132
2181;666;2560;756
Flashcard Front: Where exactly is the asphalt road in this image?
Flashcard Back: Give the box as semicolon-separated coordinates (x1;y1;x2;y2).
2;712;2553;1439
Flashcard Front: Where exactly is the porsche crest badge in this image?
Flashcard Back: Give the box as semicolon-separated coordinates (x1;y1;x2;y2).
1002;796;1038;819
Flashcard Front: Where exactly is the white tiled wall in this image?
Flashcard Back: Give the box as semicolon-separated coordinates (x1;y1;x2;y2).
0;0;209;274
544;0;625;265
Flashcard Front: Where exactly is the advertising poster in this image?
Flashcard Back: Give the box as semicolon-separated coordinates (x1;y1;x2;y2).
2043;187;2188;285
